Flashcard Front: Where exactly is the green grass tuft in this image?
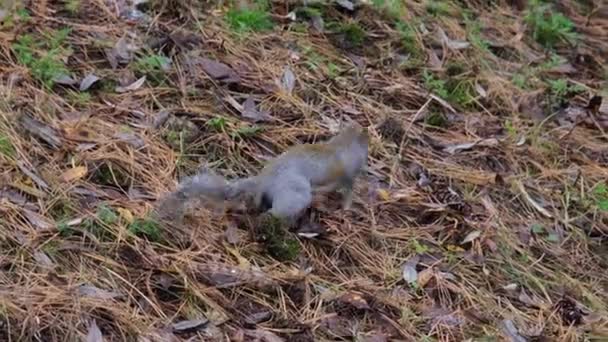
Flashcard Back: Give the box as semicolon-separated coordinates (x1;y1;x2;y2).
12;28;72;89
128;218;162;242
225;2;274;33
525;0;577;48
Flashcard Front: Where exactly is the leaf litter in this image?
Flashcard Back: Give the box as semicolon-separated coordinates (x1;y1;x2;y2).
1;0;608;341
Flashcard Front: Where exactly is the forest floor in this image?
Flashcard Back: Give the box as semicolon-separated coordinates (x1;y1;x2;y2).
1;0;608;341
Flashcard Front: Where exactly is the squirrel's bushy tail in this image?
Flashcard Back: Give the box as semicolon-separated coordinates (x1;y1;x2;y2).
154;169;231;220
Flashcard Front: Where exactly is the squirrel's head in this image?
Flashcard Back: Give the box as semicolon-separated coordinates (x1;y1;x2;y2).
332;121;369;148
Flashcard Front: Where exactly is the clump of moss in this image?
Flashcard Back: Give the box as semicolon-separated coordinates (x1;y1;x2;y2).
128;217;162;242
255;214;301;262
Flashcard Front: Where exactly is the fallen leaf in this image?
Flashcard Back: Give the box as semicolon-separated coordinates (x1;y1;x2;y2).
152;110;171;128
311;13;324;32
198;57;240;83
444;138;499;154
501;319;526;342
115;76;146;93
427;49;442;69
33;251;55;268
296;221;327;239
475;82;487;98
360;332;388;342
171;319;209;334
281;66;296;94
244;311;272;325
86;319;103;342
336;0;355;11
22;209;53;230
243;329;285;342
402;255;420;284
53;73;78;86
19;114;62;149
107;35;138;68
77;284;122;300
421;305;464;327
417;267;434;287
116;208;134;224
376;189;391;201
224;224;241;244
436;27;470;50
546;62;577;75
16;161;50;189
461;230;482;244
241;95;272;122
80;74;101;91
338;291;370;310
114;131;145;148
321;315;355;338
60;166;88;182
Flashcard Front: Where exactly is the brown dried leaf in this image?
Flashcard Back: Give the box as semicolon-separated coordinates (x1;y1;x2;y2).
115;76;146;93
196;263;278;290
22;209;53;230
199;57;241;83
53;73;78;86
60;166;88;182
114;132;145;149
80;73;101;91
33;251;55;268
86;319;103;342
436;27;470;50
242;95;272;122
16;161;50;189
19;114;62;149
461;230;482;244
402;255;420;284
77;284;122;300
336;0;355;11
224;224;241;245
338;291;370;310
171;319;209;334
501;319;527;342
444;138;499;154
281;66;296;94
243;329;285;342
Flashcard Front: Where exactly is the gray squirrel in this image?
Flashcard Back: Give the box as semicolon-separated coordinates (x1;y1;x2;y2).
156;122;369;225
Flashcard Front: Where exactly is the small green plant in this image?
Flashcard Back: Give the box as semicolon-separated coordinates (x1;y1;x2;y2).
12;27;72;88
207;117;227;131
65;0;81;14
128;218;162;242
133;54;171;84
426;0;451;16
0;134;15;158
66;90;91;107
225;1;274;33
547;79;585;108
372;0;406;19
423;70;449;99
464;15;489;52
423;70;475;108
81;204;119;240
327;62;341;79
524;0;577;48
233;125;263;138
592;183;608;212
328;21;366;48
396;21;419;55
425;111;448;127
256;214;301;262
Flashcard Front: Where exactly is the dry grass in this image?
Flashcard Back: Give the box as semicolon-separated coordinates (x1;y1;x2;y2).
1;0;608;341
